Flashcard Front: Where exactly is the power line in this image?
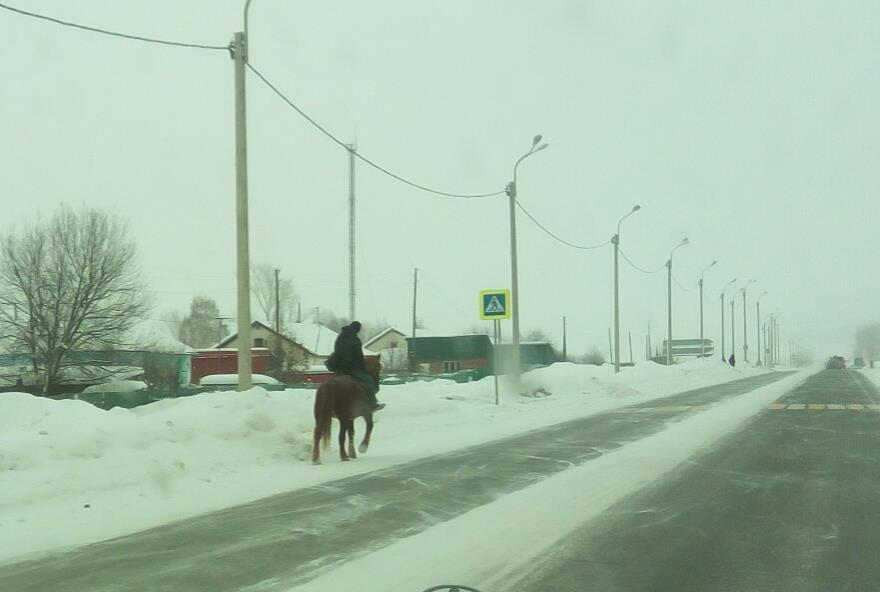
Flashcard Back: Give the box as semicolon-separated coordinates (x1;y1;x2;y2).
618;248;665;274
672;273;697;292
246;62;505;200
515;201;610;251
0;2;228;51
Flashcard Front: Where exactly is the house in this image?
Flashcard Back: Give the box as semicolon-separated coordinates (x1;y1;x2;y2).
406;335;493;374
215;320;331;371
363;327;408;371
213;320;379;383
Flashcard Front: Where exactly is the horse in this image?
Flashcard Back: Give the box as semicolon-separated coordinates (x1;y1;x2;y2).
312;375;375;464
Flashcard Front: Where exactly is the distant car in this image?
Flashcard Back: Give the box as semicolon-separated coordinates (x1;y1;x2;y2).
825;356;846;370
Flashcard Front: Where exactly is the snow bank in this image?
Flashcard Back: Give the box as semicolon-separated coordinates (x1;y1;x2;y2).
81;380;147;394
0;359;771;563
288;369;811;592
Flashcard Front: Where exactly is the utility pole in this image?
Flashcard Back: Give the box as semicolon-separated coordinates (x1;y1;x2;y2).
730;299;735;359
608;328;613;363
348;143;357;321
297;301;302;323
274;268;280;332
231;30;252;391
213;316;229;346
412;268;418;338
698;261;716;359
769;314;775;366
756;299;761;365
742;289;748;363
628;331;634;364
613;205;640;374
720;292;726;361
562;316;567;361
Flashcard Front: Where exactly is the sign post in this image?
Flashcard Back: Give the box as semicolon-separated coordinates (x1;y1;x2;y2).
480;290;511;405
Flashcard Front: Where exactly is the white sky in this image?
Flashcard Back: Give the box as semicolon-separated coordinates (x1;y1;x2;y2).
2;1;878;358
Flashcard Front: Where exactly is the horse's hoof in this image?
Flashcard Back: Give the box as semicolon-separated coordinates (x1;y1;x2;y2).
312;460;322;466
341;457;350;462
358;443;368;453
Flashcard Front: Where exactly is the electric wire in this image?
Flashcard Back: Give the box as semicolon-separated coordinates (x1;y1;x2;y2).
247;62;505;199
618;248;666;274
672;273;697;292
0;2;229;50
515;202;610;251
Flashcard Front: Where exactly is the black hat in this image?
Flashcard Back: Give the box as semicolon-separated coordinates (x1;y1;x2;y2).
349;321;362;333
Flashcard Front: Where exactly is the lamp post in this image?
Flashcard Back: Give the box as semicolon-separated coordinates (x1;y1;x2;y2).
739;279;756;363
228;0;258;391
720;278;736;361
698;260;717;359
612;204;641;373
666;238;690;365
505;135;548;393
755;291;767;365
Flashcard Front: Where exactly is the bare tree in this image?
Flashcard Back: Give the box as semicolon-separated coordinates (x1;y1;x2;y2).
579;347;606;366
0;206;150;393
251;263;298;331
178;296;226;348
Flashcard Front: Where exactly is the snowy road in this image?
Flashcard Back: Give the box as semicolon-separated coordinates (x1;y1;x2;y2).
507;369;880;592
0;372;792;592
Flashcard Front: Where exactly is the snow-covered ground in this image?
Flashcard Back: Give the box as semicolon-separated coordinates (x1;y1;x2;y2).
0;360;784;565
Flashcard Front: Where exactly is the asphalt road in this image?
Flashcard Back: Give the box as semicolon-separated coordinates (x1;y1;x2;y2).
0;371;792;592
508;369;880;592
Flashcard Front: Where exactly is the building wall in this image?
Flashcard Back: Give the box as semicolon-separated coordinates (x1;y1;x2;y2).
366;330;407;354
223;326;314;369
415;357;489;374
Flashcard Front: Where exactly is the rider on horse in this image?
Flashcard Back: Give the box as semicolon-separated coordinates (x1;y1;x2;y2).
329;321;385;411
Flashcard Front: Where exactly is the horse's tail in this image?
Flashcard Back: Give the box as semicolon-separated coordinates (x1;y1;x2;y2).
313;384;334;451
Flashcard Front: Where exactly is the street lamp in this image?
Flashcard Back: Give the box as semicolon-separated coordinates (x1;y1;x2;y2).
505;135;549;393
666;238;689;366
739;279;756;362
698;260;717;359
720;277;736;361
755;290;767;365
612;204;641;373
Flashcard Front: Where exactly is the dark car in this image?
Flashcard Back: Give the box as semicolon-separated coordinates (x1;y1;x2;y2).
825;356;846;370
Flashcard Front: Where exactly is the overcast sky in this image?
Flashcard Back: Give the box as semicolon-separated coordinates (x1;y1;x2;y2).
2;1;878;359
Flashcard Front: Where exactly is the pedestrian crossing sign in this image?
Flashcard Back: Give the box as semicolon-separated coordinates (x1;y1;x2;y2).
480;289;511;320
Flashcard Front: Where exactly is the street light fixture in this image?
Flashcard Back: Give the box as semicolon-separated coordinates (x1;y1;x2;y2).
612;204;641;374
505;135;549;393
720;277;736;361
698;260;717;359
666;238;689;366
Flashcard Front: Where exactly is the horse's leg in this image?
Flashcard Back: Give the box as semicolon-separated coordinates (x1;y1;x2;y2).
347;420;357;459
338;419;350;462
359;414;374;454
312;425;321;465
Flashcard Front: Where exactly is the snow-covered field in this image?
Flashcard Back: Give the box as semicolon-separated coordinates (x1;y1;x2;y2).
0;360;786;565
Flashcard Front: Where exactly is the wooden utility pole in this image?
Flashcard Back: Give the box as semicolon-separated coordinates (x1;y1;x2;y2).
562;316;567;361
412;268;419;338
274;268;280;332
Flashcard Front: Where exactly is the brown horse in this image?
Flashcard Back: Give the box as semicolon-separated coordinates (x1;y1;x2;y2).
312;375;375;464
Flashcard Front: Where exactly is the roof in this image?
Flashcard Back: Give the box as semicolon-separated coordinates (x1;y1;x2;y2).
363;327;408;349
216;320;348;357
406;334;492;361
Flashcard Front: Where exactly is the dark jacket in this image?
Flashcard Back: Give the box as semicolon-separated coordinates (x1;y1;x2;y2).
332;324;367;373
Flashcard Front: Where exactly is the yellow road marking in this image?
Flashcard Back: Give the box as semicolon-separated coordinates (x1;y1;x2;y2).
868;405;880;411
787;404;806;410
808;403;825;410
768;403;786;410
847;404;865;410
826;403;846;410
